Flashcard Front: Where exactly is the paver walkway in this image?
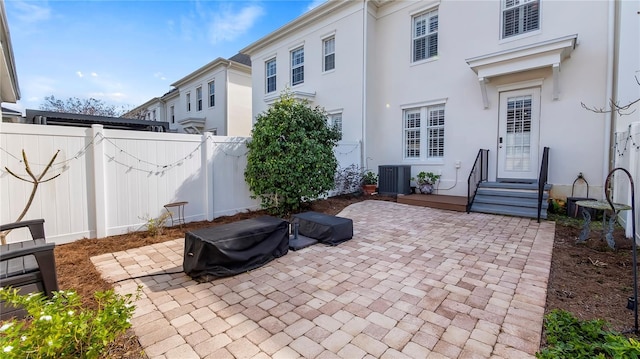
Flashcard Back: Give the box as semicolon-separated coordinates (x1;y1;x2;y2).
92;200;555;359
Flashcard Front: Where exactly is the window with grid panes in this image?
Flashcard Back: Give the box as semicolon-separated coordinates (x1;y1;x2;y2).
404;110;421;158
427;106;445;158
196;87;203;111
208;81;215;107
502;0;539;38
265;59;276;93
323;37;335;72
328;113;342;134
412;9;438;62
291;47;304;86
404;105;445;159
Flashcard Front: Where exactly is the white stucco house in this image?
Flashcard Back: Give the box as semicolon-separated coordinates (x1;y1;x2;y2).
240;0;638;218
127;53;253;136
0;0;19;108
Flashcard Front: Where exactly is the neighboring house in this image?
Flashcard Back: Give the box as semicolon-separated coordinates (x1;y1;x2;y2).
1;106;21;122
127;54;252;136
241;0;637;218
0;0;19;107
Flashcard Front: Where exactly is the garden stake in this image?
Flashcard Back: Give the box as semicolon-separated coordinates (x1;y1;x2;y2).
605;168;637;333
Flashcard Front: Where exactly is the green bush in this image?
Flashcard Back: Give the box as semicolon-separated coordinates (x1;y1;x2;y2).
245;90;341;215
537;309;640;359
0;287;139;359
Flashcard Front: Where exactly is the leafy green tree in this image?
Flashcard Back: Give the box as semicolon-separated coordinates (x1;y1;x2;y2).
40;95;125;117
245;91;341;215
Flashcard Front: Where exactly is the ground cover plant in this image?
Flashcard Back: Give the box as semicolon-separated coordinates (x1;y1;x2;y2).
0;288;138;358
3;195;638;358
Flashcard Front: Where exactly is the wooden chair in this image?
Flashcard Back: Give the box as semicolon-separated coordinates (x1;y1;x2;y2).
0;219;59;320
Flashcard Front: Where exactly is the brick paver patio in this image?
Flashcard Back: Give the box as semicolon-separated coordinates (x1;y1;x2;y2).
92;200;555;359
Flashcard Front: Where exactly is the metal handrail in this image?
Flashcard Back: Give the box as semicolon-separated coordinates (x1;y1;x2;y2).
537;147;550;223
467;149;489;213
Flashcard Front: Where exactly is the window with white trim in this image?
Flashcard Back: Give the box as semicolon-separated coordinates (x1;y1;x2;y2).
186;93;191;112
196;86;203;111
328;113;342;134
208;81;215;107
323;37;335;72
265;58;276;93
291;47;304;86
403;104;445;159
502;0;540;39
412;9;438;62
170;106;175;124
152;109;156;121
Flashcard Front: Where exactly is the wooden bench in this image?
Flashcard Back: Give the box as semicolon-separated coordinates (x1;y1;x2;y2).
0;219;59;320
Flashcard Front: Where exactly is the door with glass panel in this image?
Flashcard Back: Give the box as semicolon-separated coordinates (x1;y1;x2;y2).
497;88;540;180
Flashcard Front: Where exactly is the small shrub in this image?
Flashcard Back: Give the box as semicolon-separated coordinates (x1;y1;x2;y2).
334;164;363;195
362;170;378;185
0;287;140;359
548;198;566;214
537;309;640;358
140;212;171;237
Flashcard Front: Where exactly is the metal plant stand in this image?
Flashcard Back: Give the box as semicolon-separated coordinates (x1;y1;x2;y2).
575;200;631;249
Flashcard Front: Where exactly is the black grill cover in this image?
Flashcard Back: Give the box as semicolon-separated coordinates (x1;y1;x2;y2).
183;216;289;281
292;211;353;246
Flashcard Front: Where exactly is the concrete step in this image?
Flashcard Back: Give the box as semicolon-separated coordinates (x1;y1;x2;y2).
473;194;549;209
470;202;548;219
479;182;552;191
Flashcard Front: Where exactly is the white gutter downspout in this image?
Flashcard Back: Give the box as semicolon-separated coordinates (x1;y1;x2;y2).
361;0;368;170
603;0;616;183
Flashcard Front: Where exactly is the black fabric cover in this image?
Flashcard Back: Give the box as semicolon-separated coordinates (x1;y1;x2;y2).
183;216;289;281
292;211;353;246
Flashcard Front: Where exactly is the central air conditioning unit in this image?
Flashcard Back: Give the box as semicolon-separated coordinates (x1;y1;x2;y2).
378;165;411;195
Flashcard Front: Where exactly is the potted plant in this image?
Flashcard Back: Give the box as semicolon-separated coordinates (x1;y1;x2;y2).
412;171;440;194
362;170;378;195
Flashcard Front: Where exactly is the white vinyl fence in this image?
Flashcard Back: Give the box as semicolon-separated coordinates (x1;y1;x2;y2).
1;123;361;244
613;122;640;241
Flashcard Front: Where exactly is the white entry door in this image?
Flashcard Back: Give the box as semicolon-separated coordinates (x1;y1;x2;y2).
497;88;541;180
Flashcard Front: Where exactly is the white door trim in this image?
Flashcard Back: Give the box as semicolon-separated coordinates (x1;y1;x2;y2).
497;87;541;180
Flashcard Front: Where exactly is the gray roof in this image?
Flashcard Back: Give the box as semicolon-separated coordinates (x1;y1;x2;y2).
25;109;169;132
228;53;251;67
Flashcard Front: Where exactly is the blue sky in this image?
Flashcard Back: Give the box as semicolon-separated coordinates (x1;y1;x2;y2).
4;0;325;113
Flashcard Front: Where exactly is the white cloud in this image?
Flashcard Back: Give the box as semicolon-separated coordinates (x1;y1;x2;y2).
306;0;326;12
87;92;127;103
91;72;98;77
10;1;51;24
207;4;265;44
154;72;167;81
76;71;84;78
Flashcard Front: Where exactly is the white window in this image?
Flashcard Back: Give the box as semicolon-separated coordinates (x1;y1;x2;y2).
403;104;445;159
328;113;342;134
323;37;335;72
412;9;438;62
152;109;156;121
265;59;276;93
291;47;304;86
196;86;203;111
186;93;191;112
502;0;540;39
170;106;175;124
208;81;215;107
